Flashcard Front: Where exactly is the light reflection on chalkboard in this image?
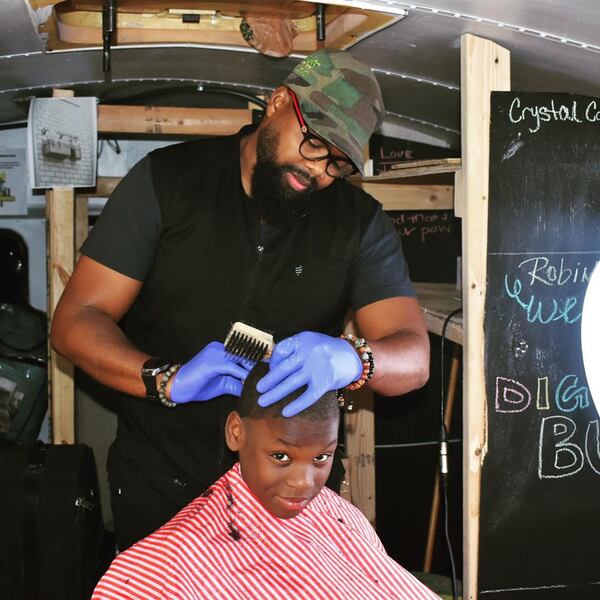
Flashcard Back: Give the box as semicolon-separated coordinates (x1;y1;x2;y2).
581;261;600;418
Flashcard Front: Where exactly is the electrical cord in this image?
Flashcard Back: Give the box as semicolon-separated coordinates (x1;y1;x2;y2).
199;85;268;110
97;138;122;160
439;305;462;600
106;139;121;154
440;466;457;600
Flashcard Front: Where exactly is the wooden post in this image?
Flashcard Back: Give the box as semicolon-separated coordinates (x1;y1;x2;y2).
344;385;376;526
46;88;76;444
75;195;89;259
460;34;510;598
343;317;376;526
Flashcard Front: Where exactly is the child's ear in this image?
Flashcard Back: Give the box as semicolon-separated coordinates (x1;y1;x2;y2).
225;411;244;452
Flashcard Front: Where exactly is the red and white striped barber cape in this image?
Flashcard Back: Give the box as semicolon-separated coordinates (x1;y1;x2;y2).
92;463;440;600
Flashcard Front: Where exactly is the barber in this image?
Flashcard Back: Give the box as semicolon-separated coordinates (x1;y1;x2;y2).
51;49;429;550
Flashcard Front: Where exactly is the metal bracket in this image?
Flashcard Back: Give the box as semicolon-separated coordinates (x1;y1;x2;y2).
102;0;117;73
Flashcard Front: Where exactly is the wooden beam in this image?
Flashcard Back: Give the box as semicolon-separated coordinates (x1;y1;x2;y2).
46;87;77;445
343;318;376;525
75;195;89;259
89;177;454;213
344;386;376;526
453;167;465;219
97;105;255;135
460;33;510;599
78;176;121;199
46;186;75;444
351;182;454;211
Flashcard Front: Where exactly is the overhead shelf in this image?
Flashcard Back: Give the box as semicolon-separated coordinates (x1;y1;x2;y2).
359;158;462;181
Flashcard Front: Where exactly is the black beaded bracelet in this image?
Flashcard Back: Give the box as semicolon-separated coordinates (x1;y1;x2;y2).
158;364;181;408
336;389;354;412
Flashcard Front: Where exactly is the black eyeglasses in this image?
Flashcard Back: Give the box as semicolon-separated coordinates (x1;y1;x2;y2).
288;89;358;179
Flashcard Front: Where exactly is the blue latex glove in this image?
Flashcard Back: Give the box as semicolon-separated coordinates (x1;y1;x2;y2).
170;341;253;404
256;331;363;417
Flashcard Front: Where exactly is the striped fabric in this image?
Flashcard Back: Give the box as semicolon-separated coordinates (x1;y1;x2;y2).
93;464;440;600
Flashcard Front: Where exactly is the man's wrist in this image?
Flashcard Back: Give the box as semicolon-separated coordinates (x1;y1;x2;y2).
339;334;375;390
141;357;171;400
158;364;181;408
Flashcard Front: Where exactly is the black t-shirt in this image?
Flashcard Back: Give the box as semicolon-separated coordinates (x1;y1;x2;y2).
80;130;414;503
82;155;414;310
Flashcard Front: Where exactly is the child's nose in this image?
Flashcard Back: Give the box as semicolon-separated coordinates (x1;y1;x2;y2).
287;466;314;494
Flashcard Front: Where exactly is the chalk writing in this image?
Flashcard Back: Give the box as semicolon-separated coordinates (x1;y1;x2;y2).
504;275;581;324
494;374;590;414
378;147;414;162
517;256;592;287
509;96;600;133
502;138;524;161
389;212;453;242
494;375;597;479
585;420;600;475
556;374;590;412
536;376;550;410
538;417;600;479
538;416;585;479
495;377;531;413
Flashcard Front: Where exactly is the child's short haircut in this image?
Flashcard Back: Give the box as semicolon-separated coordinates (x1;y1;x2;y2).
236;361;340;422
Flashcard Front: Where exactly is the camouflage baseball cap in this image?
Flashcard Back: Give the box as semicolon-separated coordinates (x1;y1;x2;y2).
283;49;384;175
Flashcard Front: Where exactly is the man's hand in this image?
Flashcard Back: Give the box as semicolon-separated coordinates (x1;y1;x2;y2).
170;342;253;404
256;331;362;417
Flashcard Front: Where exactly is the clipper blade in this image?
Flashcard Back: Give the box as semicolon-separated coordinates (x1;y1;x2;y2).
224;322;274;362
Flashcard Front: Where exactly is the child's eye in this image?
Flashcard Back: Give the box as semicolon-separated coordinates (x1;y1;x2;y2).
271;452;290;462
314;453;332;464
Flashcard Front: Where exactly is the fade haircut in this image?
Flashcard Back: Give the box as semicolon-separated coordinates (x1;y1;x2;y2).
236;361;340;423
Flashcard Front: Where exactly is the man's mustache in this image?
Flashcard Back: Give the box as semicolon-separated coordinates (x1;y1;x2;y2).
284;166;317;192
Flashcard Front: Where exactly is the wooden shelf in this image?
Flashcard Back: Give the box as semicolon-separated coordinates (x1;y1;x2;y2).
349;181;454;211
414;282;463;345
358;158;462;181
348;159;461;211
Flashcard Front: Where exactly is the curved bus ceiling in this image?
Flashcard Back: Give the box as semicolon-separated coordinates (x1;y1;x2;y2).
1;0;599;148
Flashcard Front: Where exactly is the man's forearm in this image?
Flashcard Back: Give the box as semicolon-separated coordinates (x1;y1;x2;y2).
51;306;150;398
367;330;430;396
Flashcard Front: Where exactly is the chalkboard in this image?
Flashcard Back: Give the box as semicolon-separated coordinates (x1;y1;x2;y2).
387;210;461;283
481;92;600;598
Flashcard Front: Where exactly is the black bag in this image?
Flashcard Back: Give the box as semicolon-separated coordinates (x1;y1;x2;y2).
0;442;111;600
0;302;48;443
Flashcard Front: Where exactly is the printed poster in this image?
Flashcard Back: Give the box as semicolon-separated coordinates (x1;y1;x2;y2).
0;149;27;216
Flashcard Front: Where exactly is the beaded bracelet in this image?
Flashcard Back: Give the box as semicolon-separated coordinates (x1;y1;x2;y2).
336;390;354;412
341;333;375;389
158;363;181;408
337;334;376;411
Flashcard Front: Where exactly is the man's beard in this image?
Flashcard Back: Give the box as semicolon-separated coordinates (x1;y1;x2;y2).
251;126;318;227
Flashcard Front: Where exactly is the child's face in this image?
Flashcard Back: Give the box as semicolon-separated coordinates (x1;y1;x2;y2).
225;412;338;519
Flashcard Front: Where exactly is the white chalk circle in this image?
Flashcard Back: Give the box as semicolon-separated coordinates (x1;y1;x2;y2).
581;261;600;417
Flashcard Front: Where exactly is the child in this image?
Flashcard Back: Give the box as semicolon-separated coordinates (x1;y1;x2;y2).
92;362;439;599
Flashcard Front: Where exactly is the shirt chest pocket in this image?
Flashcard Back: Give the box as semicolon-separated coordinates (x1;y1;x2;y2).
276;255;350;331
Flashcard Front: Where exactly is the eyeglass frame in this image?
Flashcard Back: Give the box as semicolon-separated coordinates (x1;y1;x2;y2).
287;88;358;179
